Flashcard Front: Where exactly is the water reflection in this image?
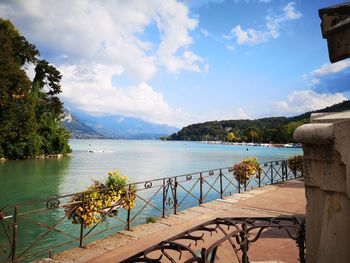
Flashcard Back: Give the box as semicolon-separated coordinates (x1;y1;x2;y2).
0;157;71;207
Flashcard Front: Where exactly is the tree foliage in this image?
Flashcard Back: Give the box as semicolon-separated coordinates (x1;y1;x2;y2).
0;18;71;159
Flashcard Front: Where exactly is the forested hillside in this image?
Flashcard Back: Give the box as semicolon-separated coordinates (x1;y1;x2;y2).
0;19;71;159
167;100;350;143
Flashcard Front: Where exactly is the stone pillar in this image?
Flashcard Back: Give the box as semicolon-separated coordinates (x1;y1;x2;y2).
294;111;350;263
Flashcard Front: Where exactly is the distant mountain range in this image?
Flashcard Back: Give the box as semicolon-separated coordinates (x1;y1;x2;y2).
61;109;179;139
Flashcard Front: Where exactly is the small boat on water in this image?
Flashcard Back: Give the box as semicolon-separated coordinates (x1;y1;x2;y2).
88;150;114;153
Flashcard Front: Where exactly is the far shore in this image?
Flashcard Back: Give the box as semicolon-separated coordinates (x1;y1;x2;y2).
200;140;302;148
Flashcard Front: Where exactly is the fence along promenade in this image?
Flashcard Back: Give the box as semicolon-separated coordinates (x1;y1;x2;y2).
0;159;303;262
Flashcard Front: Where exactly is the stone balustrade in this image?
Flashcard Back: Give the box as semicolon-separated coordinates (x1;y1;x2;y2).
294;110;350;263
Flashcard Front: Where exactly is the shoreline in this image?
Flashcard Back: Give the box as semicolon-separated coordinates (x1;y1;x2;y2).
0;153;72;161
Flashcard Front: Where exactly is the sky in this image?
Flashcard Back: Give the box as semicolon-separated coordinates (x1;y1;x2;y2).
1;0;350;128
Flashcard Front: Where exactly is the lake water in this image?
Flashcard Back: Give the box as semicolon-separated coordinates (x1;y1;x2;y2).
0;139;302;208
0;139;303;262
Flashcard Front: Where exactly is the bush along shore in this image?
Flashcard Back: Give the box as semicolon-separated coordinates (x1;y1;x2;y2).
0;153;72;161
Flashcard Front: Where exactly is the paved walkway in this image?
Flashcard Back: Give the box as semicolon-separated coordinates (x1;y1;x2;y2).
45;178;305;263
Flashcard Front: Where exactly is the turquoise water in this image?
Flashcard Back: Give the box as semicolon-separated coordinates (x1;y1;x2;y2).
0;140;302;262
0;140;302;207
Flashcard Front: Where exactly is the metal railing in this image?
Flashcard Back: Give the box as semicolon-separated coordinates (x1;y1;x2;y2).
121;216;306;263
0;160;303;262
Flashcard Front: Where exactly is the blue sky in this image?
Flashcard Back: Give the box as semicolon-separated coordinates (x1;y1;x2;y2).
1;0;349;127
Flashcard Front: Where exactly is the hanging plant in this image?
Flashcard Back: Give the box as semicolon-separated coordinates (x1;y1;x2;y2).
232;158;261;184
65;170;136;227
287;155;303;176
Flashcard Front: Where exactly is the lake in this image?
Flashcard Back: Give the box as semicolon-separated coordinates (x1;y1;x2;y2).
0;139;302;208
0;139;303;262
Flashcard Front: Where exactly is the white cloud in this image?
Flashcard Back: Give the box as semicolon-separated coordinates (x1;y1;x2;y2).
59;63;190;127
283;2;302;20
311;60;350;77
224;2;301;45
200;28;211;37
226;45;235;51
303;59;350;86
272;90;347;115
0;0;206;80
0;0;210;126
311;78;321;85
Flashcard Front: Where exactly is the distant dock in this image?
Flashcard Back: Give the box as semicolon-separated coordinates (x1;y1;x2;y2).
200;141;302;148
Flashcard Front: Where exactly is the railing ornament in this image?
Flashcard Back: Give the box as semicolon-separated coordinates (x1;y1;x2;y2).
144;181;152;189
46;198;60;209
186;174;192;181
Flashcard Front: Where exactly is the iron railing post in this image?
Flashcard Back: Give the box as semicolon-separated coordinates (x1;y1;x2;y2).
219;169;223;199
285;161;288;181
127;185;131;230
297;219;306;263
270;162;274;184
174;177;178;215
79;193;85;248
162;178;166;218
199;173;203;204
241;223;249;263
11;206;17;263
258;169;261;187
238;177;241;193
244;177;247;192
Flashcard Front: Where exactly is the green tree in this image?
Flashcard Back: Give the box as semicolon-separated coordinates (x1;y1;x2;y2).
245;127;259;143
0;18;71;159
226;132;236;142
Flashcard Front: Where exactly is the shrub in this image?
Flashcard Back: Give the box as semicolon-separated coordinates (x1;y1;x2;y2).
232;157;261;184
288;156;303;176
146;216;158;224
65;170;136;227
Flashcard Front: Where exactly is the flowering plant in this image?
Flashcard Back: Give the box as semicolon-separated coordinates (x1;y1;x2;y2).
287;155;303;176
232;158;261;184
65;170;136;227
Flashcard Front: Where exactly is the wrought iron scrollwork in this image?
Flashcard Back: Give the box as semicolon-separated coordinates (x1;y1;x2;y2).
228;167;233;172
144;181;152;189
46;198;60;209
165;197;174;206
209;170;214;176
121;216;306;263
186;174;192;181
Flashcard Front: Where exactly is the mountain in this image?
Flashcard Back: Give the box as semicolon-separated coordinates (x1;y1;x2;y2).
167;100;350;143
61;111;106;139
61;110;179;139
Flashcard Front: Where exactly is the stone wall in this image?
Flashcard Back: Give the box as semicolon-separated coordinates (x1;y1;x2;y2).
294;111;350;263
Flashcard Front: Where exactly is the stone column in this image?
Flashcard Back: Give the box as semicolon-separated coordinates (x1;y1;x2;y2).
294;111;350;263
